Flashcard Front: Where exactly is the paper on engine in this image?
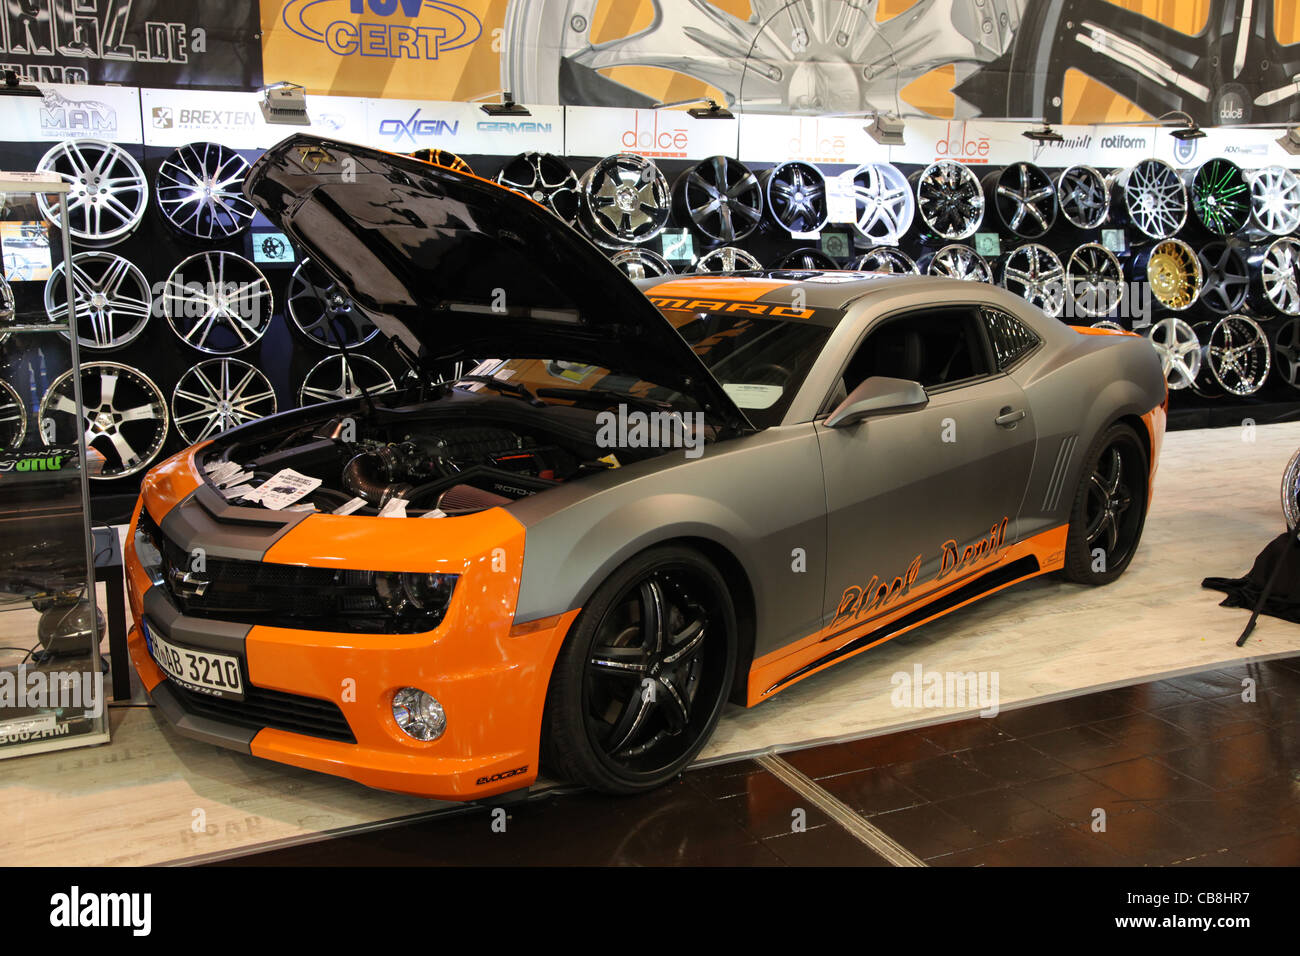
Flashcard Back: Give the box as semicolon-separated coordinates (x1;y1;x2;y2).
250;469;322;510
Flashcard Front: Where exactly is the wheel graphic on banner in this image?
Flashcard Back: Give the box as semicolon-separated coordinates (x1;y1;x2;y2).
287;258;378;349
44;252;152;350
40;362;168;479
164;252;273;354
36;139;147;245
172;358;278;443
155;142;256;241
1145;317;1201;391
496;152;580;224
298;354;398;407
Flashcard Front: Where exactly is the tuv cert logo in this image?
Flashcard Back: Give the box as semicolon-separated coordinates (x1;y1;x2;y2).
280;0;481;61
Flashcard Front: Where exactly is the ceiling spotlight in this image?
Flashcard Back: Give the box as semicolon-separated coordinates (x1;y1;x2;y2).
652;97;735;119
1170;123;1205;141
0;69;41;97
866;113;906;146
1023;125;1064;143
1278;127;1300;155
260;81;310;126
481;92;531;117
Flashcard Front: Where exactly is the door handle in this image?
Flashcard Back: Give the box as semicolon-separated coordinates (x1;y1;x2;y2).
995;407;1026;428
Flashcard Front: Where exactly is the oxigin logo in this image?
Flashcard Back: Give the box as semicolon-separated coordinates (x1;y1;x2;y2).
281;0;481;60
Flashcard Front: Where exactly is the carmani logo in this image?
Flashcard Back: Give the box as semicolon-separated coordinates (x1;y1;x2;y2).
281;0;481;61
50;886;151;936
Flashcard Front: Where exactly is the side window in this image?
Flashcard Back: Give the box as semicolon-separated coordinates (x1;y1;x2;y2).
982;308;1041;370
841;307;992;395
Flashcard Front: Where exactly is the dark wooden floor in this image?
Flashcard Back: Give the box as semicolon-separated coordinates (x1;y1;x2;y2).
216;656;1300;866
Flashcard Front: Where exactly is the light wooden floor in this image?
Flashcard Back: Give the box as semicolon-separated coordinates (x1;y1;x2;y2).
3;422;1299;866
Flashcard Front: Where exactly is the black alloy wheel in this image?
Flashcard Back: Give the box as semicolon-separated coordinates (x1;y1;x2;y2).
1063;423;1149;585
542;545;736;794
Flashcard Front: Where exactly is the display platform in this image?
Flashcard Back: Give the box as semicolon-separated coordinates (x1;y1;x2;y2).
2;421;1298;866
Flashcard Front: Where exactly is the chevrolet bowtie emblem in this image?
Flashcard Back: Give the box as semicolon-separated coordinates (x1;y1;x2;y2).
168;568;210;599
297;145;336;172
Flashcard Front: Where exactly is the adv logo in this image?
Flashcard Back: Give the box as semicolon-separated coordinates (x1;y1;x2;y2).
281;0;481;61
39;89;116;137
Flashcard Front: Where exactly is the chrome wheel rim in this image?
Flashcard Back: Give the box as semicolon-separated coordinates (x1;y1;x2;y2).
287;258;378;349
762;161;827;235
36;139;147;245
1196;241;1250;314
1146;317;1201;390
1144;239;1201;311
1001;243;1065;317
298;354;397;406
44;252;152;350
1274;318;1300;390
1203;314;1271;397
1189;158;1250;235
674;155;763;243
851;246;918;274
41;362;167;479
926;244;991;282
1091;320;1125;331
495;151;580;224
691;246;762;273
164;252;273;354
0;377;26;451
172;358;278;443
915;161;983;240
848;162;913;244
1066;242;1124;317
156;142;255;240
1057;165;1109;230
579;154;670;247
1249;166;1300;236
777;247;838;270
1283;446;1300;532
610;248;674;280
0;276;15;347
1260;238;1300;315
986;162;1056;238
1118;159;1186;239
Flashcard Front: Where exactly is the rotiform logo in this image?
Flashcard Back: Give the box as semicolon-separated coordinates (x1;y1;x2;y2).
49;886;151;936
1100;134;1147;150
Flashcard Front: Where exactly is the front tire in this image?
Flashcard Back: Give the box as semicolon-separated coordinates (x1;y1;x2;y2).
541;545;737;795
1062;422;1150;585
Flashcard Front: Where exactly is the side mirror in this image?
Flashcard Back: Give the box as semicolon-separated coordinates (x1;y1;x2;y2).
825;376;928;428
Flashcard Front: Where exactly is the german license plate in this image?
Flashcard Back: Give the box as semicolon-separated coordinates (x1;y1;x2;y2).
143;619;245;700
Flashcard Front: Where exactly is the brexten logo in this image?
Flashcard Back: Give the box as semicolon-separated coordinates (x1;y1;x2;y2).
281;0;481;61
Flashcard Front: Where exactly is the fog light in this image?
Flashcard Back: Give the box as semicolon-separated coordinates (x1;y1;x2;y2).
392;687;445;741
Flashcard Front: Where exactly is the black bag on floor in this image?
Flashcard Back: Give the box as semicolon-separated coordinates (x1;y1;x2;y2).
1203;531;1300;626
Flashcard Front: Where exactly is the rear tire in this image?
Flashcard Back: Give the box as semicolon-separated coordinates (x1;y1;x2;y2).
541;545;736;795
1062;422;1150;585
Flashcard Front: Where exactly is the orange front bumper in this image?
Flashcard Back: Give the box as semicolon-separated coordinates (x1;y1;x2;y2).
125;447;577;801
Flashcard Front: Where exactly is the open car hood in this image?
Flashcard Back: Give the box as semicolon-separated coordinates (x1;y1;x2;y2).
244;135;752;431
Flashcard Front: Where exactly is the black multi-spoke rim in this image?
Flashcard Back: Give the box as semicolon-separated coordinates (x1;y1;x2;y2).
1057;165;1110;230
582;564;728;776
1084;438;1144;571
495;151;580;223
674;155;763;243
1190;158;1251;235
762;161;828;235
155;142;255;240
287;258;378;349
1197;241;1250;314
1274;318;1300;390
914;161;984;240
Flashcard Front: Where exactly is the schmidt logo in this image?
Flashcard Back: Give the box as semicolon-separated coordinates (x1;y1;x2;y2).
281;0;482;61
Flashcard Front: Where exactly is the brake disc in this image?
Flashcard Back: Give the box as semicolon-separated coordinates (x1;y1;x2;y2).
496;151;580;223
761;161;828;235
673;155;763;244
41;362;168;478
172;358;278;444
924;244;991;282
579;153;671;247
1065;242;1124;318
1056;165;1110;230
984;161;1057;239
691;246;763;273
1145;317;1201;390
1001;244;1065;317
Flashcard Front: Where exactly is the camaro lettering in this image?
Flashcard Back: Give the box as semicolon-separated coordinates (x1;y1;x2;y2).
646;296;815;320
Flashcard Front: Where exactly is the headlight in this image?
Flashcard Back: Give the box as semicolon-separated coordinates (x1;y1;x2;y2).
133;520;164;586
374;571;458;628
392;687;446;741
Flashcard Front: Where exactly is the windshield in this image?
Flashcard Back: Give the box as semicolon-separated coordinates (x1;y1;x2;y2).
458;306;832;429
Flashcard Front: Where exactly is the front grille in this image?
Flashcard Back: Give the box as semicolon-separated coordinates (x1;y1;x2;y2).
137;507;404;633
168;681;356;744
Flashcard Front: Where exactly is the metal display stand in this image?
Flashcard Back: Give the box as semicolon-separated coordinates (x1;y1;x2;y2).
0;173;110;758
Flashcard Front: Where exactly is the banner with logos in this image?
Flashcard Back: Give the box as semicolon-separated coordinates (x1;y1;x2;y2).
566;106;738;161
0;0;262;90
364;98;563;155
0;83;142;144
140;88;367;150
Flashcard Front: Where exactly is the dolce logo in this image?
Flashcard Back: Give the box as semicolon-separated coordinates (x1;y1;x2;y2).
788;120;846;158
935;121;989;159
622;112;687;153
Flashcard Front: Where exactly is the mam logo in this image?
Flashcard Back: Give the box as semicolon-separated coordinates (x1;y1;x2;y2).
39;89;115;136
281;0;481;61
378;108;458;143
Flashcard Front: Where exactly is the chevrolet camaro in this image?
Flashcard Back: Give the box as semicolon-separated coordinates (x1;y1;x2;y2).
124;136;1167;798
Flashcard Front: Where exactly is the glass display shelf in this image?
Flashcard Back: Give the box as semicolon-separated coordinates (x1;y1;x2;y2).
0;175;110;758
